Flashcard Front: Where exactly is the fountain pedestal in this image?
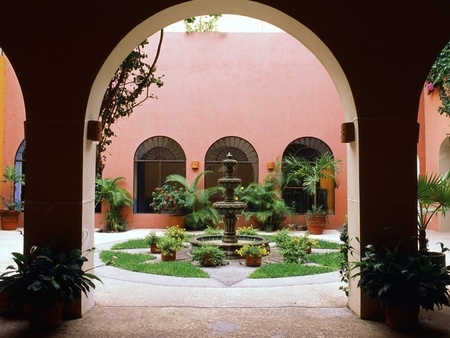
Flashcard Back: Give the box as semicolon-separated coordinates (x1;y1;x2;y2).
190;154;269;259
213;154;246;244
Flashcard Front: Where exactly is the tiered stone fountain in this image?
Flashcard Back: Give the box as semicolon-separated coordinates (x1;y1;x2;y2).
189;153;269;259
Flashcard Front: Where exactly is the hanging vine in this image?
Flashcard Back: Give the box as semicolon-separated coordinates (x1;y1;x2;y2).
97;30;164;176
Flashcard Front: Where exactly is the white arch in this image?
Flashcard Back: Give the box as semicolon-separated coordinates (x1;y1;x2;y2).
80;0;359;316
86;0;356;123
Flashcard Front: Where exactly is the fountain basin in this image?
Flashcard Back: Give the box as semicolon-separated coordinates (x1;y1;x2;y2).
189;235;270;259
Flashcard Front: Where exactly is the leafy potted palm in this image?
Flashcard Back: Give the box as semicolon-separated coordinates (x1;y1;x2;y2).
237;164;294;232
350;239;450;331
0;243;107;329
95;176;133;232
284;152;341;234
417;172;450;259
0;164;25;230
165;171;224;230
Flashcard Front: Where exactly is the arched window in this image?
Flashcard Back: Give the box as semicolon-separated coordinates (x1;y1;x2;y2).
282;137;336;214
134;136;186;213
14;140;26;204
205;136;258;193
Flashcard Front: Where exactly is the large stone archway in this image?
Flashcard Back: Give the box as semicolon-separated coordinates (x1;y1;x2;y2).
1;1;450;318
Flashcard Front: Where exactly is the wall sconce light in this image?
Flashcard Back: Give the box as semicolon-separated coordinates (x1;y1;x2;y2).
87;120;102;141
267;161;275;171
341;122;355;143
191;161;199;170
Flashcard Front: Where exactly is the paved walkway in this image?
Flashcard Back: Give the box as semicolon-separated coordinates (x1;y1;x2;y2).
2;228;450;337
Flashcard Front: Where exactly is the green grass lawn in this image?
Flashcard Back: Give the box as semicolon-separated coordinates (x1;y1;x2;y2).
100;250;208;278
101;233;343;279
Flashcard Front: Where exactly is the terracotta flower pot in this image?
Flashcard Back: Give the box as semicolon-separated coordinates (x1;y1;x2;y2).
169;215;185;228
384;303;420;331
150;243;161;253
0;210;20;230
245;255;262;267
23;300;64;330
161;250;176;261
305;214;326;235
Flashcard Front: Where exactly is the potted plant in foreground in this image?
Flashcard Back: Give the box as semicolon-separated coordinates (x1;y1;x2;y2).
284;152;341;235
417;172;450;261
0;243;108;329
0;164;25;230
350;239;450;331
191;245;227;267
236;244;269;267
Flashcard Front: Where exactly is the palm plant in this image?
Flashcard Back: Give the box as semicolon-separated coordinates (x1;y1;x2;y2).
95;177;133;232
284;152;341;214
417;172;450;253
2;164;25;211
238;163;294;231
165;171;224;230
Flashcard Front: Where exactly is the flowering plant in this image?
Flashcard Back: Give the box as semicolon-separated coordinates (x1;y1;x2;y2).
164;226;187;242
150;184;187;213
236;244;269;258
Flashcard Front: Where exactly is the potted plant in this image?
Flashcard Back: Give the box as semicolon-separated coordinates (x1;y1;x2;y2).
95;176;133;232
277;236;309;263
191;245;227;267
145;231;161;253
417;172;450;259
350;239;450;331
284;152;341;234
0;164;25;231
164;225;187;243
237;164;294;232
150;184;188;227
165;171;224;230
235;244;269;267
0;243;108;329
157;234;183;261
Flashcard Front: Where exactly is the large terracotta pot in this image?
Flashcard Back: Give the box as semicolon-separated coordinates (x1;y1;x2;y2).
384;303;420;331
245;255;262;267
161;250;176;261
23;300;64;330
0;210;20;230
304;214;327;235
0;291;11;315
169;215;185;228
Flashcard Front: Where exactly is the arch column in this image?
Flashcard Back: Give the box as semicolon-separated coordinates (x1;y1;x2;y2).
23;118;96;317
347;117;419;318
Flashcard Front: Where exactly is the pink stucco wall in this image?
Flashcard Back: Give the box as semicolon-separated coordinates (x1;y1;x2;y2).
101;32;347;229
418;89;450;231
4;32;355;230
4;32;449;232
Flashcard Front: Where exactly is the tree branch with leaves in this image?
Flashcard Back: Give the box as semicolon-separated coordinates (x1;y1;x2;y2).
97;30;164;176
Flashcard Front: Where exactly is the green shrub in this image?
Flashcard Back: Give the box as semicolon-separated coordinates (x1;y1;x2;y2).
191;245;227;267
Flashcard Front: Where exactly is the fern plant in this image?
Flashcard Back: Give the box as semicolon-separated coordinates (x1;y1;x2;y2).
165;171;224;230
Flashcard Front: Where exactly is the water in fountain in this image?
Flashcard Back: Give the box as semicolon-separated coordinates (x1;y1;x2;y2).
189;153;269;259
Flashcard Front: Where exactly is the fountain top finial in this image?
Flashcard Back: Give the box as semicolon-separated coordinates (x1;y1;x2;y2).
223;153;237;178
